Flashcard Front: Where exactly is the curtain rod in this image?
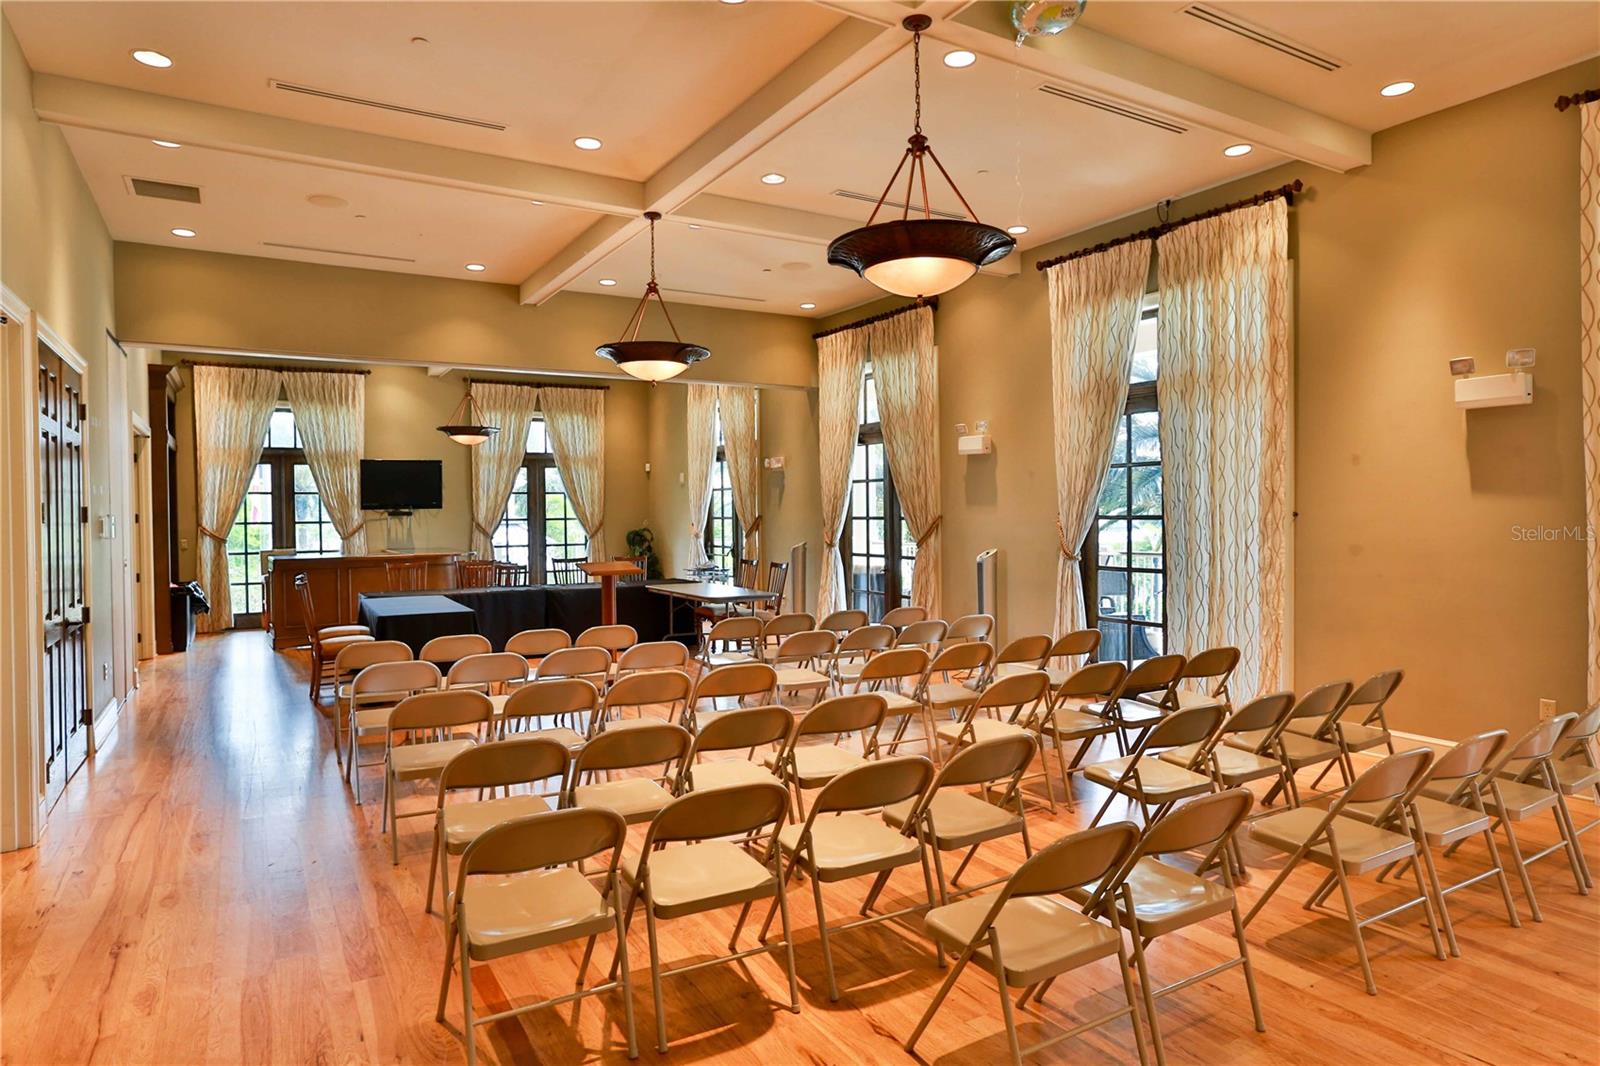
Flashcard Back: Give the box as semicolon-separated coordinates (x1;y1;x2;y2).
1555;88;1600;111
465;377;609;391
181;358;369;375
1035;179;1304;272
812;296;938;340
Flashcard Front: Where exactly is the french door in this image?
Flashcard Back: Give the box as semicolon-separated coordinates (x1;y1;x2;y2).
38;340;89;805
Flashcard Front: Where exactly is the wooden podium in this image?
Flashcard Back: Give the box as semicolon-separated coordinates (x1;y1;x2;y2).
579;561;643;626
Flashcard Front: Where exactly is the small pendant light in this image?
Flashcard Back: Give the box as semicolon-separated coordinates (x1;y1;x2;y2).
437;387;499;446
595;211;710;382
827;14;1015;298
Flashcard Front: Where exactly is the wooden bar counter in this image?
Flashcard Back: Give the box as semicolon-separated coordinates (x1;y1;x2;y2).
266;553;461;649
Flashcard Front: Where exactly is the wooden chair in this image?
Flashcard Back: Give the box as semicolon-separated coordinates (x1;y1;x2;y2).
456;560;498;588
385;558;431;591
294;573;372;701
752;561;790;619
547;556;588;585
492;560;529;587
611;555;648;584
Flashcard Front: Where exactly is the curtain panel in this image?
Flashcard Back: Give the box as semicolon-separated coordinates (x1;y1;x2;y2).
467;382;541;559
718;385;763;564
816;329;868;615
1045;240;1153;640
684;384;718;570
192;365;283;632
869;305;942;618
1156;199;1291;702
1581;99;1600;703
281;371;367;555
540;387;607;561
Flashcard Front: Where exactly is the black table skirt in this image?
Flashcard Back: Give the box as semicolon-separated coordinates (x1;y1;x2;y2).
359;582;685;652
356;594;479;651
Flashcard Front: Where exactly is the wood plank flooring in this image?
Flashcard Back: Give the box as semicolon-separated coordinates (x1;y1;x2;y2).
3;632;1597;1065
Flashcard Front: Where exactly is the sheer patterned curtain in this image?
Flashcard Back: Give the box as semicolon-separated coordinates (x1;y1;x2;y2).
869;305;942;617
1045;240;1152;638
718;385;762;563
468;382;541;558
816;328;867;615
282;370;366;555
541;387;606;561
1157;199;1291;701
1581;99;1600;703
684;384;718;569
192;365;283;632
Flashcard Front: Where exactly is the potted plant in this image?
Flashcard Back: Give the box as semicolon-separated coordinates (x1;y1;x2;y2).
625;525;663;580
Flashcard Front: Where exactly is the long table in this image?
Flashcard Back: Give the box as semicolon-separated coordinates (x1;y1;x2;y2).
647;581;780;642
357;581;686;652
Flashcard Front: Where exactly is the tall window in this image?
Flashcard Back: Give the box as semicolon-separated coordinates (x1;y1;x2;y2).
843;365;916;621
704;406;741;576
227;407;340;621
491;417;589;581
1083;298;1164;665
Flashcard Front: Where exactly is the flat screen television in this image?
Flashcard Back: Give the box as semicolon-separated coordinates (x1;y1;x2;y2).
360;459;443;512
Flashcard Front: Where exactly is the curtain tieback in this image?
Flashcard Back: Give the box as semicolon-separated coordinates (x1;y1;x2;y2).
746;515;763;534
915;515;942;548
198;524;228;542
346;520;366;536
472;520;496;539
1055;517;1080;561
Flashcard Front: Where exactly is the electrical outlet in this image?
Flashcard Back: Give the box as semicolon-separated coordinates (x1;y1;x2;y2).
1539;698;1557;721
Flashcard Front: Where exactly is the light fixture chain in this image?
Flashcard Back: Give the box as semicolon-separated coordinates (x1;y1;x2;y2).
912;26;922;135
648;215;658;283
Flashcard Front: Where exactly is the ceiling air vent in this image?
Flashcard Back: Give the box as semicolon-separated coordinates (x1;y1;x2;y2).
1036;85;1187;134
261;241;416;263
270;80;507;131
831;189;967;222
1181;5;1343;72
128;177;201;203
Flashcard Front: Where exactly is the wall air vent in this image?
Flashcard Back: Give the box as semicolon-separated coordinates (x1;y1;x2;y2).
831;189;967;222
261;241;417;263
270;80;507;131
128;177;201;203
661;286;765;304
1181;5;1343;72
1036;85;1187;134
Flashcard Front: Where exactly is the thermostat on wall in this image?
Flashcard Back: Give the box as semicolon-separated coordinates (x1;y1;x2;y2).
957;433;992;456
763;456;785;470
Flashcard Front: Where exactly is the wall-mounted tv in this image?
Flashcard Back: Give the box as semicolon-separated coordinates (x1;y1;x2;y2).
360;459;443;513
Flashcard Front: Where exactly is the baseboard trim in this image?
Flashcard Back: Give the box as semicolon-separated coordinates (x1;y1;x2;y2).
91;694;123;754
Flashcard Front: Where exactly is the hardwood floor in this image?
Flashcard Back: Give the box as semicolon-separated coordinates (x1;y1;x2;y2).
3;631;1597;1065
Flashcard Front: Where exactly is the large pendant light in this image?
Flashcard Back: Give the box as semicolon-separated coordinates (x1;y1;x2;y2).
595;211;710;382
827;14;1015;299
437;387;499;446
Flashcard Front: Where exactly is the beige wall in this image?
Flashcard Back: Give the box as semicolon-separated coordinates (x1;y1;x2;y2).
818;57;1600;741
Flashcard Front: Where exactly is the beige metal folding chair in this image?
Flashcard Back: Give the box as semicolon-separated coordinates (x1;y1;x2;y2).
684;661;777;733
679;705;795;794
1161;692;1296;810
498;677;599;750
1097;653;1187;754
765;693;887;818
945;613;995;645
848;647;929;751
818;609;869;637
1306;669;1404;789
759;757;940;1001
331;640;411;771
565;722;691;825
506;627;571;674
1037;628;1102;687
436;807;637;1065
697;615;762;669
758;612;816;660
905;821;1149;1066
347;659;441;802
980;634;1052;689
447;652;529;718
1084;704;1225;827
382;690;491;863
933;671;1057;812
1245;748;1447;995
1501;703;1600;878
576;624;639;663
904;641;994;759
1038;661;1127;809
1134;646;1238;716
827;623;895;690
426;737;570;916
1247;680;1354;807
613;640;690;681
894;618;948;656
880;605;928;633
599;669;692;732
533;645;613;694
616;783;800;1054
769;630;837;707
419;633;493;670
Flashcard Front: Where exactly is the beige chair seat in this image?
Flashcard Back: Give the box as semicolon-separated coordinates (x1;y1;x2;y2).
883;790;1021;850
1230;729;1339;767
1425;778;1556;821
924;892;1119;987
572;777;676;823
687;759;783;792
1160;742;1281;785
925;681;980;709
442;794;553;850
625;840;775;919
706;651;758;668
835;661;869;684
507;726;587;751
1344;795;1488;847
352;705;398;732
603;716;669;732
1083;756;1213;801
1070;856;1234;938
935;717;1028;745
389;738;476;779
777;812;921;881
1502;755;1600;794
459;866;613;960
983;662;1052;686
1250;808;1414;873
765;744;867;787
875;690;921;715
1338;721;1391;751
776;667;830;690
1048;706;1115;737
1173;688;1226;710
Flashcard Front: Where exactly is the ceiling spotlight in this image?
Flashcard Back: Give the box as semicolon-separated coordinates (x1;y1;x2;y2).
465;263;486;272
943;49;977;69
1380;80;1416;98
132;49;173;68
1223;143;1253;157
599;278;618;286
170;227;196;238
800;302;817;310
574;136;602;151
1006;225;1029;235
152;139;181;149
760;173;787;185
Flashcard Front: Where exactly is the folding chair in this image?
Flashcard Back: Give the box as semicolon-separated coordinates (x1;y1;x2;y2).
818;609;869;637
684;662;777;733
598;669;693;732
1038;661;1127;809
1502;703;1600;874
347;660;441;802
1097;653;1186;753
769;630;837;707
933;671;1057;808
576;624;638;665
1160;692;1296;812
980;634;1052;689
565;722;691;826
758;612;816;660
697;615;762;669
828;623;895;691
1136;646;1239;714
498;676;600;751
505;627;571;674
447;652;529;719
765;693;887;818
1306;669;1403;789
849;647;929;754
1250;680;1354;807
613;640;691;681
419;634;493;671
945;613;995;645
1084;704;1225;827
382;690;491;863
533;645;613;694
880;605;928;633
679;705;795;794
330;640;410;772
894;619;948;656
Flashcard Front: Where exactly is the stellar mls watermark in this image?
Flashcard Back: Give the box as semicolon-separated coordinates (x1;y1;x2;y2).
1510;524;1596;542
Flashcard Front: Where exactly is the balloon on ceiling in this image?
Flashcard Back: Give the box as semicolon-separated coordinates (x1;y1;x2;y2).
1010;1;1089;42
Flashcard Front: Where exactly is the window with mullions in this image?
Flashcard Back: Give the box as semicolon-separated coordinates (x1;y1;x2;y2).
1082;298;1164;665
704;408;741;576
491;417;589;581
226;407;341;623
842;365;917;621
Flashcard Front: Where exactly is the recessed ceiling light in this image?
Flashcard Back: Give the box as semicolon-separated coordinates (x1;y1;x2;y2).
1380;80;1416;98
132;49;173;68
574;136;602;151
720;0;746;5
599;278;618;286
760;173;787;185
800;302;816;310
1006;225;1029;235
688;224;702;230
529;200;544;206
465;263;486;272
943;49;977;69
152;139;181;149
1223;143;1253;157
306;194;348;208
170;227;196;238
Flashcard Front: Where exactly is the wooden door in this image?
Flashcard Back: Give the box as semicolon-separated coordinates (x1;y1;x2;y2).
39;340;89;806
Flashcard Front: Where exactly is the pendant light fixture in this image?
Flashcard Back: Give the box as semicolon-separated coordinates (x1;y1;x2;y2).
827;14;1015;299
595;211;710;382
436;387;499;446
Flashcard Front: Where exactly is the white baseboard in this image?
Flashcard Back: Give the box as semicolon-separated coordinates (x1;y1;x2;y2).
91;694;124;754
